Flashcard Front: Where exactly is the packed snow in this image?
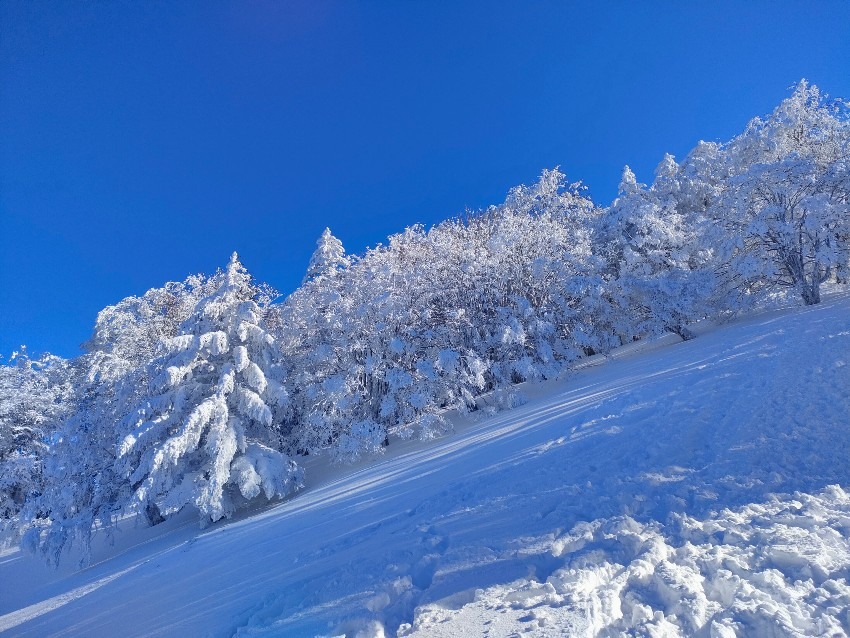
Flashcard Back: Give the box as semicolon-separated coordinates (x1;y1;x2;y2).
1;291;848;637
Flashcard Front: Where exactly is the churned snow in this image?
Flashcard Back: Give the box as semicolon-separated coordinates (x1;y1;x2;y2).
1;293;849;637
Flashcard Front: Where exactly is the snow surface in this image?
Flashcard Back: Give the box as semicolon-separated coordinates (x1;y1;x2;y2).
1;293;849;637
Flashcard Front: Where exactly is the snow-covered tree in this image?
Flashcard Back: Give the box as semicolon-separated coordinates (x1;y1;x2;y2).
713;81;850;306
23;255;303;566
19;276;222;563
303;227;350;284
597;159;715;340
0;349;70;524
117;253;302;526
728;80;848;169
716;157;849;305
24;349;141;564
275;169;611;462
84;275;217;366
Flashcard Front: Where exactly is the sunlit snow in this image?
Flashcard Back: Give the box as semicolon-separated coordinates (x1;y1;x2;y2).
1;292;848;637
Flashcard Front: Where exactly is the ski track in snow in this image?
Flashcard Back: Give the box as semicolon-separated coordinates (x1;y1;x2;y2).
0;562;144;633
1;293;849;637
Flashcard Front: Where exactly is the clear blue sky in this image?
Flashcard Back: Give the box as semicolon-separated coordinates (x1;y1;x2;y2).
2;1;849;360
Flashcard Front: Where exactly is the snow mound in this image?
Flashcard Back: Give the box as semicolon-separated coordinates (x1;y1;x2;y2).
401;485;850;637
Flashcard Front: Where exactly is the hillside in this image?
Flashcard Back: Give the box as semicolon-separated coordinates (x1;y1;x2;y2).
4;82;850;573
1;292;848;637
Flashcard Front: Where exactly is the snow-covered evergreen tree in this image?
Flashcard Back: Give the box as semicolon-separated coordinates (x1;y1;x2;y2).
20;275;222;563
22;255;303;566
303;227;350;284
117;253;302;525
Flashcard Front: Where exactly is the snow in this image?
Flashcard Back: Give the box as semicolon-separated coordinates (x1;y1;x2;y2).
1;292;849;637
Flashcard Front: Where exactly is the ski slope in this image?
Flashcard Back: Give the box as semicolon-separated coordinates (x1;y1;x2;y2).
1;293;849;637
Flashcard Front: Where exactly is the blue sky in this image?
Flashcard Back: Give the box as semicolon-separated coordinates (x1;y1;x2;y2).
2;1;849;360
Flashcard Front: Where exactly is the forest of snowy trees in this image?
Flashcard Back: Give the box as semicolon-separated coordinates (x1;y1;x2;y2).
2;82;849;565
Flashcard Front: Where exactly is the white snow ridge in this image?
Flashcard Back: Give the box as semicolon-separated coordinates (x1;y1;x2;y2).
1;293;850;637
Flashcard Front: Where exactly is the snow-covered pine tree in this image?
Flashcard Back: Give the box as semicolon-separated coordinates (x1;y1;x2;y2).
303;227;350;284
20;275;222;565
117;253;302;526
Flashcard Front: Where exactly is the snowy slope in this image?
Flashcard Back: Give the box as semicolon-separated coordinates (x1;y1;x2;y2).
1;293;849;637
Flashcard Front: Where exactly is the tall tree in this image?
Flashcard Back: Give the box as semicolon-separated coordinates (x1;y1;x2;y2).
303;227;350;284
714;82;850;306
117;254;302;526
25;255;303;566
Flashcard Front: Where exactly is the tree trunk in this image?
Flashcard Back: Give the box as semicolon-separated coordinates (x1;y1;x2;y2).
144;500;165;526
801;281;821;305
670;324;696;341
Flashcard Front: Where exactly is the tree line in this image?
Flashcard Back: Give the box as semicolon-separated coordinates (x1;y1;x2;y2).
2;81;848;565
